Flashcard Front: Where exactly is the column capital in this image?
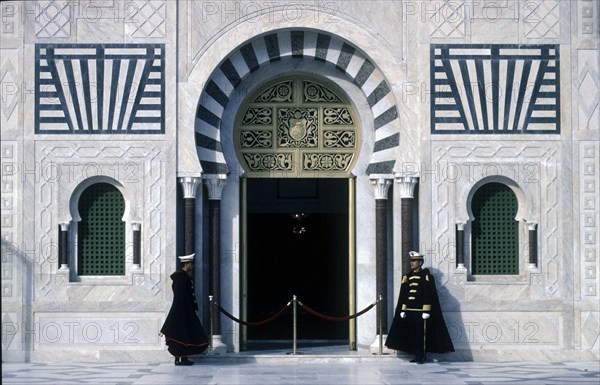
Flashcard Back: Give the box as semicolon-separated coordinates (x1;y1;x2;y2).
370;177;393;200
204;174;228;200
179;177;202;199
58;222;70;231
394;175;419;198
526;221;538;231
456;220;467;231
131;221;141;231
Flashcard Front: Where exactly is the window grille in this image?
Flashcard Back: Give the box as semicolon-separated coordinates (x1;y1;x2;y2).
78;183;125;275
471;182;519;275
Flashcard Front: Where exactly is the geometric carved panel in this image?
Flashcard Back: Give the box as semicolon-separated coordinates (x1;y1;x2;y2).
128;0;166;38
578;0;598;37
582;312;600;349
1;57;20;122
576;50;599;131
35;1;71;38
580;142;599;298
431;45;560;134
35;44;165;133
523;0;560;39
428;1;465;38
0;142;16;302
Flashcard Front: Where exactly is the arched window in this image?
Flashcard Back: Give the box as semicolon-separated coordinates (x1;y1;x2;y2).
77;183;125;275
471;182;519;275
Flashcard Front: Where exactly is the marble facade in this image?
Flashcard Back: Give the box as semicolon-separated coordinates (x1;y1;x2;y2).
1;0;598;363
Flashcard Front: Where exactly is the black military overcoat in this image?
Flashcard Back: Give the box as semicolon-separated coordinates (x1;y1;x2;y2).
160;270;208;357
385;268;455;354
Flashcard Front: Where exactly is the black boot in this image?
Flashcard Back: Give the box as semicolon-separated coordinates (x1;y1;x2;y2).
174;357;194;366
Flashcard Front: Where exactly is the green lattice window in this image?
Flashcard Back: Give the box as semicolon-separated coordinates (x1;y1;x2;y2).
471;183;519;275
78;183;125;275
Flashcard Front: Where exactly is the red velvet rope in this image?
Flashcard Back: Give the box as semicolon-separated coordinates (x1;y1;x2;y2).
215;302;291;327
298;301;377;322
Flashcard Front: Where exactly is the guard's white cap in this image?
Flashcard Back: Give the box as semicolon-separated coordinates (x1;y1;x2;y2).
178;253;195;262
409;251;424;260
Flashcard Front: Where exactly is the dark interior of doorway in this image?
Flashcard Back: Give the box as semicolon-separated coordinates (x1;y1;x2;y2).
246;178;349;344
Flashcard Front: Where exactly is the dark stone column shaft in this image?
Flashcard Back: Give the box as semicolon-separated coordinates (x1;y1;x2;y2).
401;198;414;276
209;199;221;334
528;226;538;267
456;226;464;267
375;199;388;333
184;198;195;256
59;226;68;267
133;225;141;265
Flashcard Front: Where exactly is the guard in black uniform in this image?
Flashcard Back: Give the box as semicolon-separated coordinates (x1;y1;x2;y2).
385;251;454;363
160;253;209;365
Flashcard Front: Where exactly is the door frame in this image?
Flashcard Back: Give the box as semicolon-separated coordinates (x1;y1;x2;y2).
240;177;357;350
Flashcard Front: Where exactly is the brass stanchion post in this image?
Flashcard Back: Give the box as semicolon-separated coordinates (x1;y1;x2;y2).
292;295;297;355
209;295;214;354
286;296;301;356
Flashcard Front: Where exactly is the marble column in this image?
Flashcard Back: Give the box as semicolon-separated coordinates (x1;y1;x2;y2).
180;177;202;256
527;222;538;269
132;222;141;269
204;174;228;354
396;176;418;275
369;177;392;353
58;222;70;270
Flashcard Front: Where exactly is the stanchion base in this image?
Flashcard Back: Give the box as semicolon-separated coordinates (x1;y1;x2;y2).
285;352;304;355
369;334;394;355
204;350;221;356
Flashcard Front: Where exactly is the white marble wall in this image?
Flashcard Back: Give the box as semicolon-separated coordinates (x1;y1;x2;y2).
1;0;178;362
410;0;599;361
1;0;598;362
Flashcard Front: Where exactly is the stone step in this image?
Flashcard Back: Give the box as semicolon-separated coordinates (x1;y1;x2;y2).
196;341;404;363
198;352;401;364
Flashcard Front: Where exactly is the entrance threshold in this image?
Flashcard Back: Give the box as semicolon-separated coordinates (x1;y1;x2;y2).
198;341;402;363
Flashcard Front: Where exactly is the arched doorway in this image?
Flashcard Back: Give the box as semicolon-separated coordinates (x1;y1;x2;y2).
237;77;360;349
192;29;402;351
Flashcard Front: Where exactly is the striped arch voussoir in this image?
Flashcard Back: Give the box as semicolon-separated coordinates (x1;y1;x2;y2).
195;29;399;176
